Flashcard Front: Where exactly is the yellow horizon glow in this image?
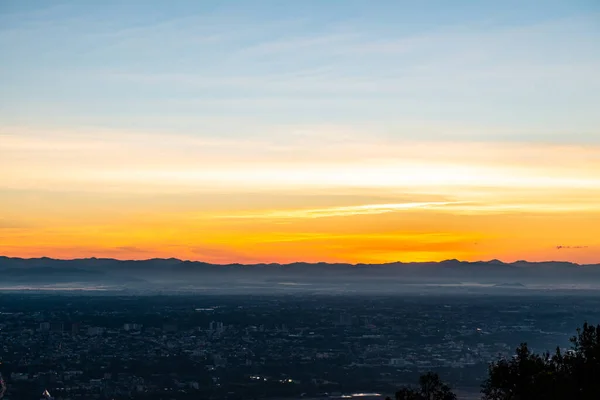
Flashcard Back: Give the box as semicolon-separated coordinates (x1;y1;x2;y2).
1;126;599;264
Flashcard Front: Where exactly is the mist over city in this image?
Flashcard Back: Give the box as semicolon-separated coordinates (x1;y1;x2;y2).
2;0;600;399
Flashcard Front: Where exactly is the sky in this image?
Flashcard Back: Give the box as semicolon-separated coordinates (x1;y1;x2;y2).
1;0;600;264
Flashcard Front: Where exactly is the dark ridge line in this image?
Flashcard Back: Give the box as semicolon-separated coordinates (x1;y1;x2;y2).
0;255;596;267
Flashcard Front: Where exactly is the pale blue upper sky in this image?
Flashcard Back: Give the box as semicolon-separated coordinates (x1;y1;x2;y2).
1;0;599;143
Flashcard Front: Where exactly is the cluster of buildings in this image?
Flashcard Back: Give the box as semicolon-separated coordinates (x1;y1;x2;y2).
0;294;588;399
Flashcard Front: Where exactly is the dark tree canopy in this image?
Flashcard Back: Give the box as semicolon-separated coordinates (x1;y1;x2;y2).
482;322;600;400
392;372;456;400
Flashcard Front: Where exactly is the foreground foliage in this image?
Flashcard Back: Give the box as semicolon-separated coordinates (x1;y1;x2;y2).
388;372;457;400
482;322;600;400
392;322;600;400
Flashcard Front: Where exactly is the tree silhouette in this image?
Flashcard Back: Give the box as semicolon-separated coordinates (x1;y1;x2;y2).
394;372;456;400
482;322;600;400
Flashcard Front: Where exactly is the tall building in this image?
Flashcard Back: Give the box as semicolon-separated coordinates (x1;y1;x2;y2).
39;322;50;332
339;313;352;326
71;322;81;335
124;323;142;331
50;322;64;333
209;321;225;334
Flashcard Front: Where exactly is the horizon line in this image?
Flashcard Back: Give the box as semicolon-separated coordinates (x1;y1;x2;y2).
1;255;596;267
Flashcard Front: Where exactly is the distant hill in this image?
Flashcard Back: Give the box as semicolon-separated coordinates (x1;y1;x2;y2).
0;256;599;293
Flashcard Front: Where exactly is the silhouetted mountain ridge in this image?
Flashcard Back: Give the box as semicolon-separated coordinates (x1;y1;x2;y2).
1;256;599;292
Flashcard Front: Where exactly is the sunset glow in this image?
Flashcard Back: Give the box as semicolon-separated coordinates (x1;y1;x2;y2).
1;1;599;264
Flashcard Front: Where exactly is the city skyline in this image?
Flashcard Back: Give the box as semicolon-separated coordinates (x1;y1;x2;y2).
1;1;599;264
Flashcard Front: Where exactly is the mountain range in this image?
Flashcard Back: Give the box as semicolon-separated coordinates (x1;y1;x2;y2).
1;256;600;293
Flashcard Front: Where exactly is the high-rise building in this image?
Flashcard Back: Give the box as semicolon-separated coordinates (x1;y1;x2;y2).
209;321;225;333
39;322;50;332
339;313;352;326
124;323;142;331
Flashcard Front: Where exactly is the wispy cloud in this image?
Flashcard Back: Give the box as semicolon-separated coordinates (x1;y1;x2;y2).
96;15;600;94
236;33;359;57
213;202;464;219
442;203;600;215
2;125;600;198
212;200;600;221
556;245;589;250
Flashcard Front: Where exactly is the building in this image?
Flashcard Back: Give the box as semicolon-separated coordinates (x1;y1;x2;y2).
50;322;64;333
209;321;225;334
339;314;352;326
71;322;81;335
124;323;142;331
88;327;104;336
389;358;408;367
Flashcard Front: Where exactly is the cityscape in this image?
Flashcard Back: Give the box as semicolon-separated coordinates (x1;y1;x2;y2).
1;292;599;399
2;0;599;399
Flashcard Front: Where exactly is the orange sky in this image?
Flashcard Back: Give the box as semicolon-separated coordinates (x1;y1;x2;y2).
2;127;599;264
2;2;600;265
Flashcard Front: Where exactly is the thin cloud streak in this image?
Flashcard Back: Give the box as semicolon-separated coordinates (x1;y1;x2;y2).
211;202;463;220
211;201;600;221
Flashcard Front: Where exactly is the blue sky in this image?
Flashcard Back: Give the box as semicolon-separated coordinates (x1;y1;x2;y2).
2;1;600;263
1;0;599;143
